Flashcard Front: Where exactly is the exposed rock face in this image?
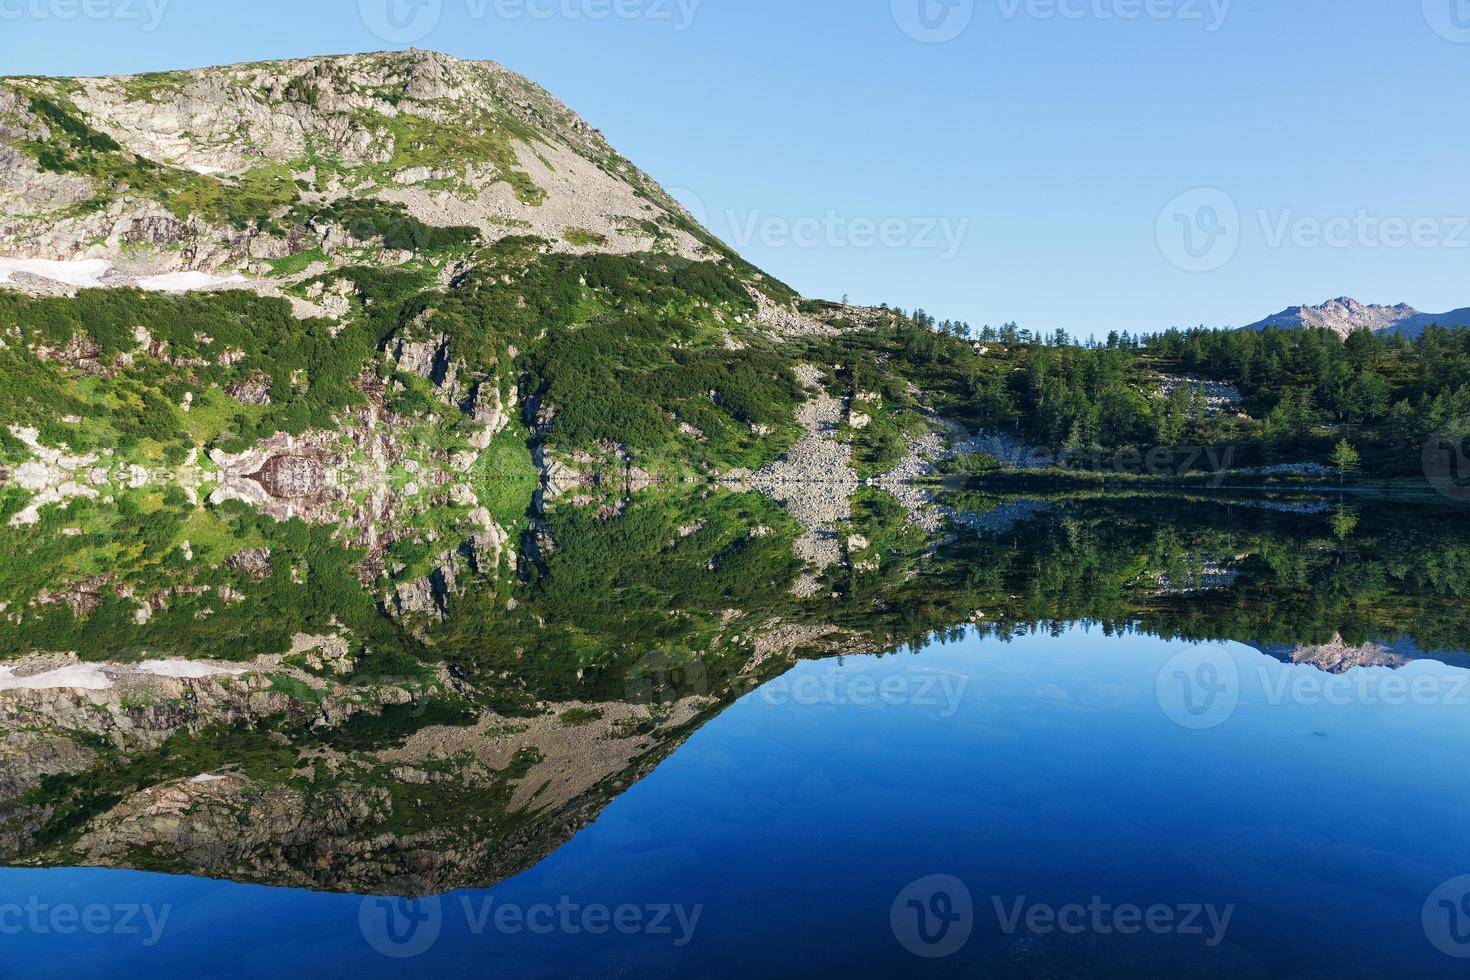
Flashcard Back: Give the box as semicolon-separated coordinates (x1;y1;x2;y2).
224;371;272;406
1249;635;1427;674
224;548;273;580
252;454;328;500
0;50;711;275
390;552;468;624
724;367;859;594
468;380;517;446
1244;297;1470;338
391;332;459;394
749;288;838;337
210;432;343;522
1287;636;1410;674
1154;375;1244;416
0;634;797;898
5;424;125;527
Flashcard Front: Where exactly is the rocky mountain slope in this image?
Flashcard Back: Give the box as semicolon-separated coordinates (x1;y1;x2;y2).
0;50;910;564
0;49;712;278
1243;296;1470;338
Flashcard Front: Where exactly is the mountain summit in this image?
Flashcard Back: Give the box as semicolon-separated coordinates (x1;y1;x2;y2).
0;49;714;274
1243;296;1470;338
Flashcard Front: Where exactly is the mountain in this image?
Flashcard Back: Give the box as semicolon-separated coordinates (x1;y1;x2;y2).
2;48;1464;537
0;49;715;273
0;49;902;495
1243;296;1470;338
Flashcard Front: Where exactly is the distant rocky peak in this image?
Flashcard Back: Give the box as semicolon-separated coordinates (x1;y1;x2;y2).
1242;296;1470;338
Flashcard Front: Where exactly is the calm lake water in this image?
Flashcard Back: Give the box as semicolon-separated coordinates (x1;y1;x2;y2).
4;488;1469;977
6;621;1470;978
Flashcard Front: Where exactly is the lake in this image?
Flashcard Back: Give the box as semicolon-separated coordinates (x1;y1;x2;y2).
2;489;1469;977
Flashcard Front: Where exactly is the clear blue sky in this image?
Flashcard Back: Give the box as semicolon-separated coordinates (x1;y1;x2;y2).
3;0;1468;335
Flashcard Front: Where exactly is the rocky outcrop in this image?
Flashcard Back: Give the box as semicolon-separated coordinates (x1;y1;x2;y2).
749;288;837;337
724;368;859;593
1244;296;1470;338
209;432;343;523
1282;636;1410;674
224;371;273;406
0;50;711;273
4;424;151;527
224;548;273;580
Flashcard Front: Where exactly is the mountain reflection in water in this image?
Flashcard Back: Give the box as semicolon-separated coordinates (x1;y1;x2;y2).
1;485;1466;904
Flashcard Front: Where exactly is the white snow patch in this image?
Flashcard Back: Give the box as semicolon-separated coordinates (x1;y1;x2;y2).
189;773;228;783
0;257;249;293
0;659;247;692
0;664;113;691
134;271;246;292
190;165;227;175
0;258;111;288
136;659;245;680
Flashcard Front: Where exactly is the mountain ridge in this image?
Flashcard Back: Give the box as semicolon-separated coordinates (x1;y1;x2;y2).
0;49;733;283
1243;296;1470;338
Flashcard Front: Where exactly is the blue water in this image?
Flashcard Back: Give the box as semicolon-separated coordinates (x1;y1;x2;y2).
5;625;1470;978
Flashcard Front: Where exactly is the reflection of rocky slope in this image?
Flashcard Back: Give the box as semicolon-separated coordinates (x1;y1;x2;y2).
725;366;859;596
0;616;862;897
3;491;1468;897
1250;635;1437;673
